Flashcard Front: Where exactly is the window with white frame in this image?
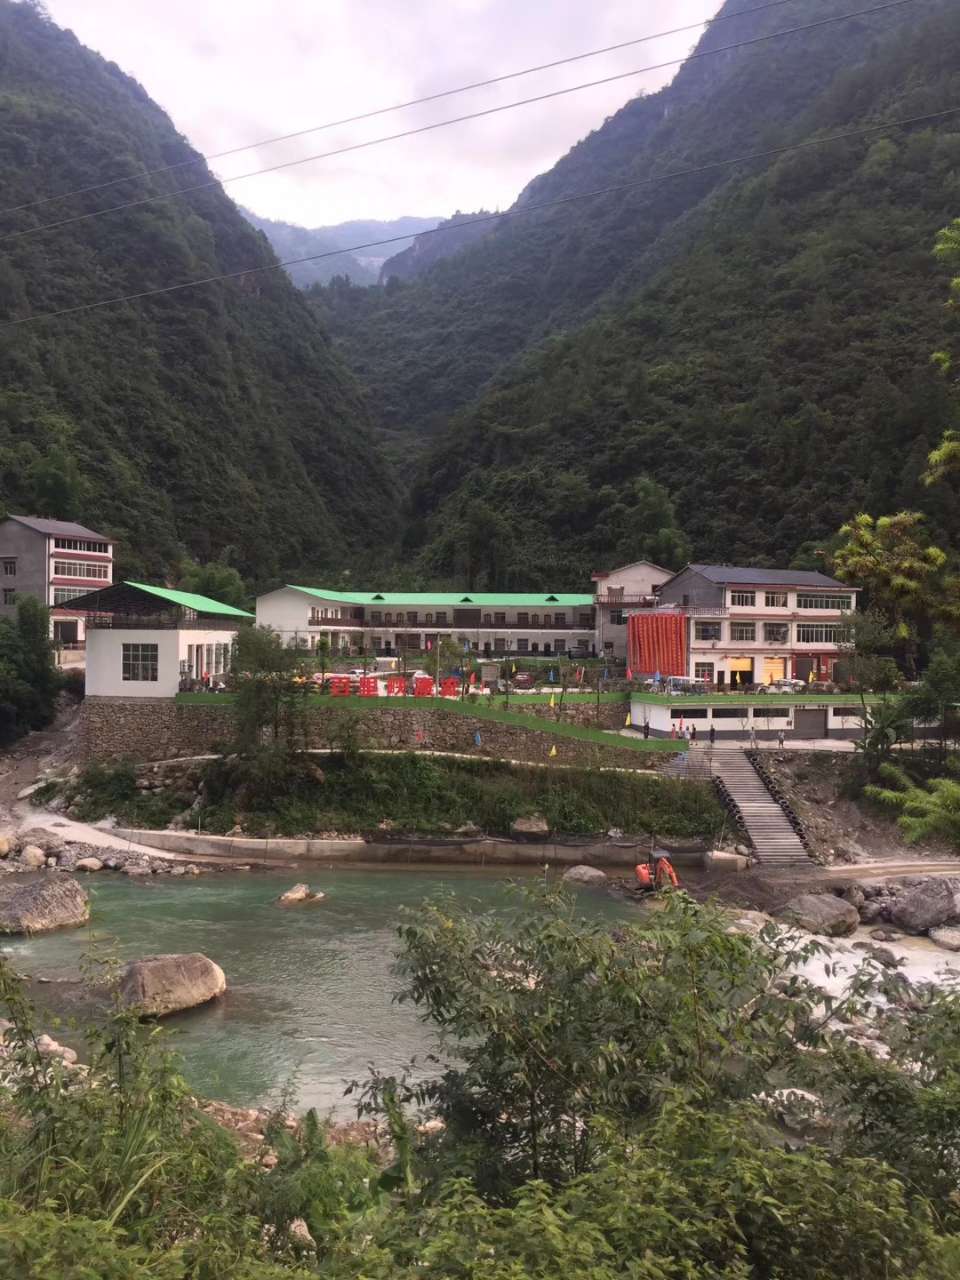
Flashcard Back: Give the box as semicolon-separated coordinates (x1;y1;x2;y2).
730;591;756;607
796;623;847;644
730;622;756;641
764;591;787;608
54;538;109;554
53;587;88;605
694;662;714;681
694;621;721;641
763;623;789;643
122;643;158;681
516;638;529;652
53;560;110;580
796;593;852;611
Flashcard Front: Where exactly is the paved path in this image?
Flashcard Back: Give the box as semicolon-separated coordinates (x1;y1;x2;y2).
711;749;811;870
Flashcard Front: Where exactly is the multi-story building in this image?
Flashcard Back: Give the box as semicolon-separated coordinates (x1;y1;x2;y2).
0;515;114;650
628;564;859;687
255;587;598;658
591;559;670;658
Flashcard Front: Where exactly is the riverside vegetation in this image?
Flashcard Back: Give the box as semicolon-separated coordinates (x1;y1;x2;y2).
4;887;960;1276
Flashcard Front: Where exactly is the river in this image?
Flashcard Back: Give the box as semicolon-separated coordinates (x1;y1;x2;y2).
1;868;630;1116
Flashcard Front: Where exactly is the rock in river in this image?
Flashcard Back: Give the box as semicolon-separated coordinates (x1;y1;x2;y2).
562;865;608;886
929;926;960;952
0;877;90;934
778;893;859;937
74;857;104;873
277;883;325;906
887;878;960;934
18;846;48;869
119;953;226;1016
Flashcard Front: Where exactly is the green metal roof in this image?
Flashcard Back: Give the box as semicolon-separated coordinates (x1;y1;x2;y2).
285;586;595;607
125;582;253;617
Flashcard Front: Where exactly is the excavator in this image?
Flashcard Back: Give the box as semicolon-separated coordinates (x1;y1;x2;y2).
634;849;681;893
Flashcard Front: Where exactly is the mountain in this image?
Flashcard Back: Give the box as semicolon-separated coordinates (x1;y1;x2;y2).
243;212;441;289
379;212;499;283
311;0;960;586
0;0;397;583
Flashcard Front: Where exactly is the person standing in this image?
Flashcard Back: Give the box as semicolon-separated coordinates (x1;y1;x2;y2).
749;724;758;750
777;727;786;751
690;724;697;744
709;723;716;747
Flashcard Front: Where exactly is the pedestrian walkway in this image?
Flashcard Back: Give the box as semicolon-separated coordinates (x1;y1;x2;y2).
711;750;812;869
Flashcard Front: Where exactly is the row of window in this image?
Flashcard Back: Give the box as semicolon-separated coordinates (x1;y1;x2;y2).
694;621;847;644
52;560;110;580
362;610;591;627
727;590;852;610
53;586;89;605
53;538;110;554
663;705;861;720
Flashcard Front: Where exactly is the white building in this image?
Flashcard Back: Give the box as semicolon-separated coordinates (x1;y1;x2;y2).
0;514;114;654
255;586;598;659
591;559;671;658
66;581;252;697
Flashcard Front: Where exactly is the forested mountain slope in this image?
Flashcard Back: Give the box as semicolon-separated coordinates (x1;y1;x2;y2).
312;0;939;450
0;0;395;582
408;0;960;584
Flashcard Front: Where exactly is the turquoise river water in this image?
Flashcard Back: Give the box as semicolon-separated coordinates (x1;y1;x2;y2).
1;869;630;1116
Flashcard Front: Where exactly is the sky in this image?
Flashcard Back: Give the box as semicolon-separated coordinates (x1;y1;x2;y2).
43;0;721;228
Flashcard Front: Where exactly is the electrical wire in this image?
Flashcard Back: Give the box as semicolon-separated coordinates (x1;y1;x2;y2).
3;102;956;331
0;0;837;219
0;0;920;245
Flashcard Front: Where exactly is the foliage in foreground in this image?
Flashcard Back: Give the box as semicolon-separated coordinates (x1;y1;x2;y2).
4;890;960;1276
866;759;960;846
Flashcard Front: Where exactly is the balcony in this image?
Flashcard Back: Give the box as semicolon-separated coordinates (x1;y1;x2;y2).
85;613;239;631
306;618;595;632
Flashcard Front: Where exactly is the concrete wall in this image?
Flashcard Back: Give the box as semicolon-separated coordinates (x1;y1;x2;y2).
80;696;665;769
0;519;45;621
86;630;181;697
629;696;865;740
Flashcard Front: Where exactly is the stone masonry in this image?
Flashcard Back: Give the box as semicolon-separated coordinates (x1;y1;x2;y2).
80;696;661;771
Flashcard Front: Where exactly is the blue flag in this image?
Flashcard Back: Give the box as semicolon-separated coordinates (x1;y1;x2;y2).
474;731;482;747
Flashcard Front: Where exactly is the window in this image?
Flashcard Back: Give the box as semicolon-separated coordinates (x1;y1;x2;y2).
531;614;540;626
694;662;714;681
730;622;756;641
384;612;393;624
832;706;860;717
122;643;158;682
763;623;789;643
553;612;566;626
516;638;529;652
370;610;382;624
712;707;745;718
494;612;506;626
52;560;110;580
694;622;721;641
752;706;790;718
796;593;852;611
764;591;787;608
555;639;566;653
483;613;492;625
53;587;88;605
2;588;14;605
797;623;846;644
516;612;529;626
2;558;15;575
578;613;593;627
406;611;418;625
54;538;109;554
494;637;506;651
425;613;433;624
435;611;448;625
670;707;708;719
308;608;321;625
609;609;626;626
730;591;756;607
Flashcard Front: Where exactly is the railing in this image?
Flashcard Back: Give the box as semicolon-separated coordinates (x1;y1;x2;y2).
85;613;238;631
307;619;596;631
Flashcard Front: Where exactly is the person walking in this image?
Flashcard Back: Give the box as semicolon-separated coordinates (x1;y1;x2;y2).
749;724;758;750
709;723;716;747
777;727;786;751
690;724;697;744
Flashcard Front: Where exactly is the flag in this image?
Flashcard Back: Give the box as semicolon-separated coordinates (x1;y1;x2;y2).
548;744;557;758
511;663;517;675
548;692;555;709
425;639;432;651
469;670;477;685
463;640;470;653
626;667;633;681
602;668;609;681
625;711;631;727
474;731;482;746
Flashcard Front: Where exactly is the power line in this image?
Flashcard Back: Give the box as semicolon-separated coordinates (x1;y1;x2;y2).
0;0;837;219
0;0;919;246
3;103;956;332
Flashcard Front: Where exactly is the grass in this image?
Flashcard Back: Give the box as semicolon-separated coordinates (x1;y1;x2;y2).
197;750;723;840
175;692;676;754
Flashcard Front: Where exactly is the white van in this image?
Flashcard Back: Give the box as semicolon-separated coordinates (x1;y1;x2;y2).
662;676;708;696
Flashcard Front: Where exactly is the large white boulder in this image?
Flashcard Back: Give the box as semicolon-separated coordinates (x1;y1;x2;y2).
0;877;90;934
119;953;226;1017
277;883;325;906
561;865;608;886
888;879;960;934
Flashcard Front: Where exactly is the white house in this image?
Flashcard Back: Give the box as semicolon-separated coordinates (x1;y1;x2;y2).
591;559;671;658
65;581;253;698
255;586;598;658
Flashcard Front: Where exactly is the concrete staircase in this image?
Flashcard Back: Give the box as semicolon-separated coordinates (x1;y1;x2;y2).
662;744;714;782
711;750;811;869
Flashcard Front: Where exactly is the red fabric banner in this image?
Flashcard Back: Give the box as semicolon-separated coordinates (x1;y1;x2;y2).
627;613;687;676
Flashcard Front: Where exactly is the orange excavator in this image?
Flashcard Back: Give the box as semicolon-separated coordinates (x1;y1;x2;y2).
635;849;681;893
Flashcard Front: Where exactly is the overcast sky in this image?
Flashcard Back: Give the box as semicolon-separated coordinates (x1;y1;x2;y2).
43;0;720;228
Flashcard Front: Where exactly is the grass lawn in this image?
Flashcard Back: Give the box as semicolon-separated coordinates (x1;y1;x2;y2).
175;692;676;754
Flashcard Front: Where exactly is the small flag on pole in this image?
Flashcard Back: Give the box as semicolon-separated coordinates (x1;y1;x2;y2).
548;692;555;709
511;663;517;675
625;711;631;727
626;667;633;681
474;731;482;746
548;744;557;758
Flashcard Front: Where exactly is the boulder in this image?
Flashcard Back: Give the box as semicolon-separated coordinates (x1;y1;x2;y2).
0;877;90;934
123;863;152;877
119;953;226;1016
871;929;902;943
0;836;11;859
36;1033;78;1065
842;885;865;911
858;900;884;925
561;865;608;886
510;813;550;841
778;893;859;937
74;857;103;873
929;926;960;953
277;883;325;905
16;827;66;856
887;878;960;934
19;846;47;869
852;942;901;969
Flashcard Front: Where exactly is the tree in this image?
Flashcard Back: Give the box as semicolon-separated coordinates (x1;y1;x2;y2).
0;596;59;741
178;560;250;611
901;649;960;763
232;626;307;750
922;218;960;487
866;762;960;848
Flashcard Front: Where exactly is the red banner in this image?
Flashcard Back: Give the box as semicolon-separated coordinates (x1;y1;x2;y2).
627;613;686;676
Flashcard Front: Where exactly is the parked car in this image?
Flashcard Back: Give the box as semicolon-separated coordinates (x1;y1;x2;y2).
762;679;806;693
511;672;536;689
807;680;838;693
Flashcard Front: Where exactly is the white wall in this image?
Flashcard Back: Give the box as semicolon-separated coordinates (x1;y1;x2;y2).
597;561;669;595
85;629;181;698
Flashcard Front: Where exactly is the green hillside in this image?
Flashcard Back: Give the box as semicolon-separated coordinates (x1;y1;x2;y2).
0;0;395;582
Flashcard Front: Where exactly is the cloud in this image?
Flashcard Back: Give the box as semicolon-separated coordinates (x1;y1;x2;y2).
44;0;719;226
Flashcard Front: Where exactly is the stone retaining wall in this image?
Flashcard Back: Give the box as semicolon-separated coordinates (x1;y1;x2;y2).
80;697;666;771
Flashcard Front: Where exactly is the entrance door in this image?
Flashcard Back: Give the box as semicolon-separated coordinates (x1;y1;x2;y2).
762;657;787;684
793;708;828;739
729;658;753;687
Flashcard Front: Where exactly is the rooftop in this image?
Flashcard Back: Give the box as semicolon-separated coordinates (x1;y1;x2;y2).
685;564;854;589
283;586;595;607
66;581;253;618
7;514;112;542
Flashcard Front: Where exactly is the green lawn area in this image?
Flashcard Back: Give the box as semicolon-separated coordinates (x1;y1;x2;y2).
175;692;675;755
